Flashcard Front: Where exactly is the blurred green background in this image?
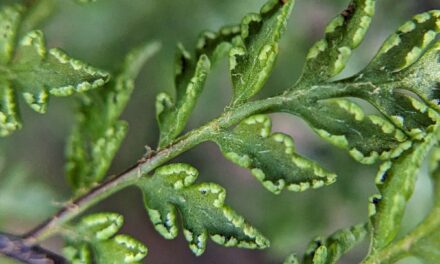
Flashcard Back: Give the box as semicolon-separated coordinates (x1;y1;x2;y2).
0;0;438;263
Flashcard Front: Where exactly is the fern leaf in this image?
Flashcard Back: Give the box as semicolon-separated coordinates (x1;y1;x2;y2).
137;163;269;256
66;42;160;191
351;10;440;137
64;213;147;264
212;114;336;194
368;125;440;252
10;30;109;112
230;0;294;105
407;148;440;264
156;0;294;147
363;146;440;264
0;80;20;136
0;4;22;64
303;223;368;264
283;99;410;164
296;0;375;84
364;10;439;73
0;3;109;136
156;25;242;147
274;9;440;165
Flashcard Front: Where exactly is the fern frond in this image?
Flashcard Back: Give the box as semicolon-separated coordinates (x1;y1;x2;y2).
156;0;294;146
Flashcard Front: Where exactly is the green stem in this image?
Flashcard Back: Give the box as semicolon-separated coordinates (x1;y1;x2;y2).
20;80;359;245
21;96;283;245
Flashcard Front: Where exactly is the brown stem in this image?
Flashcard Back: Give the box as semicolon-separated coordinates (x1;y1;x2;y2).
0;232;66;264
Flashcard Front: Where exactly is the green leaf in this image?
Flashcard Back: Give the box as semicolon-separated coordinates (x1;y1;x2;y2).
281;99;411;164
368;125;440;252
137;163;269;256
0;79;20;136
212;114;336;194
0;3;109;136
66;42;160;191
0;4;22;64
363;10;440;74
303;223;368;264
407;148;440;264
64;213;148;264
10;30;109;113
229;0;294;105
296;0;376;85
363;145;440;264
275;9;440;165
156;24;242;147
156;0;294;146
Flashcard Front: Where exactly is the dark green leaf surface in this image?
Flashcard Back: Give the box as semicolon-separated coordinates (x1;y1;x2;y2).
137;163;269;256
212;114;336;194
274;8;440;165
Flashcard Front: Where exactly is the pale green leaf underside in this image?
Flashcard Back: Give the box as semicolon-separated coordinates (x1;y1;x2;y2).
64;213;147;264
66;42;160;191
408;148;440;264
230;0;294;105
368;124;440;252
137;163;269;256
213;114;336;194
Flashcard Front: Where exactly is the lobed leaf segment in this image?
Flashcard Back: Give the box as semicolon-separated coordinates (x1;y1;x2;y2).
0;3;109;136
137;163;269;256
64;213;147;264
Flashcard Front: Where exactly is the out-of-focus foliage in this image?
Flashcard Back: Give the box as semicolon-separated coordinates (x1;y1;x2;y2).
66;42;160;191
0;165;56;225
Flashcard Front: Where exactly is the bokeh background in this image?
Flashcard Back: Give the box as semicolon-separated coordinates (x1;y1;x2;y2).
0;0;438;263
